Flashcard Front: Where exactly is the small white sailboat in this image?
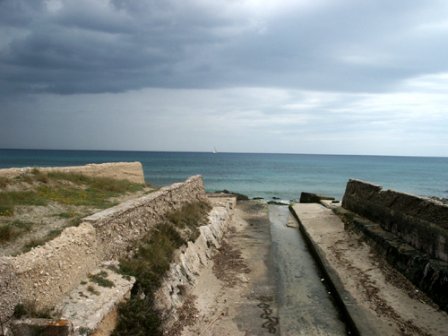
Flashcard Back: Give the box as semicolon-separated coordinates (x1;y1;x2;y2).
213;147;217;154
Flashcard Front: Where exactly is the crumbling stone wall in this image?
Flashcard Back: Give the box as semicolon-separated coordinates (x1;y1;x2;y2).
0;162;145;184
342;179;448;262
11;223;98;312
84;176;208;260
0;175;207;325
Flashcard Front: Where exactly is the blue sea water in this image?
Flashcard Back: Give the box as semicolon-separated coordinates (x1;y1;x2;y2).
0;149;447;201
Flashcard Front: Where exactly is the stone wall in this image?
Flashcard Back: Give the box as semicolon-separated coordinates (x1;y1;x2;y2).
0;175;207;325
342;179;448;262
0;162;145;184
11;224;98;312
84;175;208;260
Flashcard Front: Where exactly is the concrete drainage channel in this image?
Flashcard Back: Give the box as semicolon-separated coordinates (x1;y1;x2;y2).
269;205;355;336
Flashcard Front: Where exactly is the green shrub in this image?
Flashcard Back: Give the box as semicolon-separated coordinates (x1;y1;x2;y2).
13;303;52;319
113;201;210;336
88;271;115;288
167;201;211;241
0;220;33;243
0;205;14;217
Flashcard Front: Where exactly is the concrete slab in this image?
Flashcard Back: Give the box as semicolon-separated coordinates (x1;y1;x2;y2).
269;205;346;336
54;263;135;336
291;203;448;336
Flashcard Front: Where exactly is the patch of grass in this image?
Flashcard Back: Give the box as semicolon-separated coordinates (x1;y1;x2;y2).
0;176;10;188
113;201;210;336
88;271;115;288
47;172;145;194
0;220;33;243
35;173;144;209
36;185;115;208
0;190;48;206
55;211;79;219
0;205;14;217
167;201;211;242
0;190;47;217
31;168;49;184
0;172;145;221
54;211;84;227
13;303;52;319
22;228;63;252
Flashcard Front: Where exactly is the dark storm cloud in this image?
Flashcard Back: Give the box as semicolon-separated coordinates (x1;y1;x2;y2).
1;0;448;95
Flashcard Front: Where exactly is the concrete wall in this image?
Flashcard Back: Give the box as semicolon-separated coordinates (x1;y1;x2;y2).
0;176;207;324
342;179;448;262
155;196;236;330
0;162;145;184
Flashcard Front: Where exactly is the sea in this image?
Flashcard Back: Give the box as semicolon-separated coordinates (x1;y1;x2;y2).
1;149;447;201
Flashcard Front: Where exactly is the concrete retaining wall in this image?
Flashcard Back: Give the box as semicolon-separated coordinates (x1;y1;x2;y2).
0;176;207;325
0;162;145;184
155;197;236;329
342;179;448;262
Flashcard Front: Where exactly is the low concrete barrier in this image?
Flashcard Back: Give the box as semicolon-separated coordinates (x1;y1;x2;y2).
342;179;448;262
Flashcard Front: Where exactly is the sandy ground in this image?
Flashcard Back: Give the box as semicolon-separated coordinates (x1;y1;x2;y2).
292;203;448;336
181;201;279;336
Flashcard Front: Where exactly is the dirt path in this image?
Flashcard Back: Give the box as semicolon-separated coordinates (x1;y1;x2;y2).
182;201;279;336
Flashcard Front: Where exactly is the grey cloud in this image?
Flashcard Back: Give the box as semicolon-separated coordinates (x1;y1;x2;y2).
1;0;448;95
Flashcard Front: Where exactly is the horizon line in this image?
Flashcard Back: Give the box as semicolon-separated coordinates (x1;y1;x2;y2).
0;147;447;159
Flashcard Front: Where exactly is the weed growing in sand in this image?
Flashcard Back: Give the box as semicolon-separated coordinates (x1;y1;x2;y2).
113;201;210;336
22;228;63;252
88;271;115;288
47;172;144;194
34;172;145;208
167;201;211;242
0;220;33;243
13;303;52;319
0;205;14;217
0;177;10;188
0;190;48;206
87;285;100;296
55;211;83;226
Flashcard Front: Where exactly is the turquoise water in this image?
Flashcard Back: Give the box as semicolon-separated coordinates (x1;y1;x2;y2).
1;149;447;200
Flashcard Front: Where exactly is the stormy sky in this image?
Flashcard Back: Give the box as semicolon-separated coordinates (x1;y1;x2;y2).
1;0;447;156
